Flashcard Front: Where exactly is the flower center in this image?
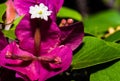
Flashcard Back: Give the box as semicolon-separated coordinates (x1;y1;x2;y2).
39;11;42;14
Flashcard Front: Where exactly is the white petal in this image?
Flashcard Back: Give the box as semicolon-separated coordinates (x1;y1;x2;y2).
39;3;44;8
31;15;36;19
43;15;48;21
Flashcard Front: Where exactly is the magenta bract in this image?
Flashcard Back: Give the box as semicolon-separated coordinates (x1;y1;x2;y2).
0;32;8;50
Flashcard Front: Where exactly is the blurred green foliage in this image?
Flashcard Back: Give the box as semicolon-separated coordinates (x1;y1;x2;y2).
57;7;82;21
84;10;120;37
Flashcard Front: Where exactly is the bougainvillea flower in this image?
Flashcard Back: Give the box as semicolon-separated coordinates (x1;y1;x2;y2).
16;15;83;81
0;17;84;81
0;0;84;81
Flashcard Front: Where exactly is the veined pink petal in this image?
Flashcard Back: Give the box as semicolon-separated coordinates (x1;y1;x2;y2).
43;45;72;80
60;22;84;50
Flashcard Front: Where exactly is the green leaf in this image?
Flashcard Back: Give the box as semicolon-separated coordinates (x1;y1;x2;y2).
90;60;120;81
0;3;6;23
72;36;120;69
2;16;24;40
84;10;120;37
105;30;120;42
57;7;82;21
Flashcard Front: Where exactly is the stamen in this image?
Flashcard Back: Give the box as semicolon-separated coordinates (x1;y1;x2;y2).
5;52;35;61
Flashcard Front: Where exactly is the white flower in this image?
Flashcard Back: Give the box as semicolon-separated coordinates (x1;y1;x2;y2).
29;3;52;21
